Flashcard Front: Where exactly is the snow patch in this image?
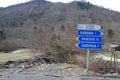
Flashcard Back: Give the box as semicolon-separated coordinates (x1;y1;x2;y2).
11;49;22;54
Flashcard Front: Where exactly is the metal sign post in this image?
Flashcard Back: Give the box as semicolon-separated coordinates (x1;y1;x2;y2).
86;49;90;72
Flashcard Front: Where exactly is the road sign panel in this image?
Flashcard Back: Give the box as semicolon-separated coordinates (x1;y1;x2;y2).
76;24;103;72
77;30;103;36
76;36;102;43
78;24;103;30
76;43;102;49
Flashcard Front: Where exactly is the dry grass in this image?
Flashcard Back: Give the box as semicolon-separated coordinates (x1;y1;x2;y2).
104;51;120;58
0;49;31;62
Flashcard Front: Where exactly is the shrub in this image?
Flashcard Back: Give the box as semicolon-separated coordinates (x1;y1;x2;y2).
32;26;86;64
90;57;119;74
107;29;115;39
0;39;20;52
77;1;91;10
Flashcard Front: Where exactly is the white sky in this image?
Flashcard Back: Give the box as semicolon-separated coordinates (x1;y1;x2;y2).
0;0;30;7
0;0;120;12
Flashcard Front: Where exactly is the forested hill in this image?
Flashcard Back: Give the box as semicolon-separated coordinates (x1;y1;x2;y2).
0;0;120;49
0;0;120;28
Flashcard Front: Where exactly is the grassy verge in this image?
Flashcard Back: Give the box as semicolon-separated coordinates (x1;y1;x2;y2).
0;49;32;62
104;51;120;58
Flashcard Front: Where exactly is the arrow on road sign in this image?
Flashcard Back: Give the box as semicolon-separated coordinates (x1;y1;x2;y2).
77;30;103;36
78;24;103;30
76;36;102;43
76;43;102;49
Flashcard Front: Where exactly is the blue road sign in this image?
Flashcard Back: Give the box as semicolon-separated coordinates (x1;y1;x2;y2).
77;30;103;36
76;43;102;49
76;36;102;43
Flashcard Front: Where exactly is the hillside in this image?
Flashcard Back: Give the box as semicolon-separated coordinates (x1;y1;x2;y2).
0;0;120;50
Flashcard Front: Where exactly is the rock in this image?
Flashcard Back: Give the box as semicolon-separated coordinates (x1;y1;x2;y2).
5;61;15;65
109;69;115;74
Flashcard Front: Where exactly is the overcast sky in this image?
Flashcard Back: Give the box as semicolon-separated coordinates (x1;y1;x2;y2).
0;0;30;7
0;0;120;12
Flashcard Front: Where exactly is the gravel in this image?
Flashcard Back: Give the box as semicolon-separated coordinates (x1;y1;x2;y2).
0;63;120;80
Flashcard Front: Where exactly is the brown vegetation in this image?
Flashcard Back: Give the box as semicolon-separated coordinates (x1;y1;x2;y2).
32;25;86;64
0;39;21;52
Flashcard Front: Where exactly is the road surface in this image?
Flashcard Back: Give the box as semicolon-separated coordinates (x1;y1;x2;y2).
0;63;120;80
